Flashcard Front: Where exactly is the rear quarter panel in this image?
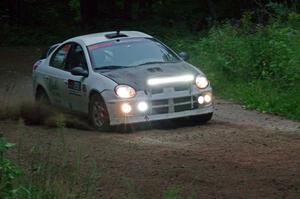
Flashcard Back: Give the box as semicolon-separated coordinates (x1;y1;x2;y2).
32;60;48;97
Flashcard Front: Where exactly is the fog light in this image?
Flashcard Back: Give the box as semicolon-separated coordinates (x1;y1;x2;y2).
204;94;212;103
121;103;132;114
198;96;205;104
137;102;148;112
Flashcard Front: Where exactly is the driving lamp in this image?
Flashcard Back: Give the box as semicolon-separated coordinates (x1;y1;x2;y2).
137;102;149;112
115;85;136;98
195;75;209;89
204;94;212;103
198;96;205;104
121;103;132;114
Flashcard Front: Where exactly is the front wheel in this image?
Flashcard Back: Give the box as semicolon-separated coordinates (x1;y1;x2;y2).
89;94;110;131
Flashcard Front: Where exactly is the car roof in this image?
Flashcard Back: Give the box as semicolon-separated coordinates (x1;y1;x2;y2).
68;31;153;46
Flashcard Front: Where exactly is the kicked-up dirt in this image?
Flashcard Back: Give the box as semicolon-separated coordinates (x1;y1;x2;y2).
0;47;300;198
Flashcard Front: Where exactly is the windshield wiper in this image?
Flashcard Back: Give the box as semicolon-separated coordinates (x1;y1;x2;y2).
137;61;177;66
94;65;131;70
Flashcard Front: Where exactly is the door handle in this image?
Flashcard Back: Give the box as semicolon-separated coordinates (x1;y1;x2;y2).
44;76;49;80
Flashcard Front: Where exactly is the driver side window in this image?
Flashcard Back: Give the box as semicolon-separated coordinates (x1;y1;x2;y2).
49;44;72;69
65;44;88;72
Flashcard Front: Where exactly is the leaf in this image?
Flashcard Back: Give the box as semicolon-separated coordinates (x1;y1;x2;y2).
0;138;15;153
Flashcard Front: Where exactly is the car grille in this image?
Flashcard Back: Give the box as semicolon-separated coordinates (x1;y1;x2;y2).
148;83;199;115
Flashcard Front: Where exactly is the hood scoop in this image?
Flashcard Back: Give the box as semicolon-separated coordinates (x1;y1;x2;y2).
147;67;163;73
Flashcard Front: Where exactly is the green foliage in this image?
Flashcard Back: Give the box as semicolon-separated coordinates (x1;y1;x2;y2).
193;10;300;119
0;137;22;199
267;2;290;17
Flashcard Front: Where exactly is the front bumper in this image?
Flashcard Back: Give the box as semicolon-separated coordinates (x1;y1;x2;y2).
102;84;214;125
110;105;213;125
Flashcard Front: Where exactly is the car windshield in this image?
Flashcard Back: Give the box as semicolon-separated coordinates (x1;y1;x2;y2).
88;38;180;70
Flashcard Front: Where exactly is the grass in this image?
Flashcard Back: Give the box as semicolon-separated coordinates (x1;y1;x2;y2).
122;177;140;199
163;186;196;199
215;80;300;118
1;120;195;199
0;119;101;199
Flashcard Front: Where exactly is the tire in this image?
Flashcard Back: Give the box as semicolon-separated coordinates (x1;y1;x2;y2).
190;112;213;124
89;94;110;131
35;87;50;105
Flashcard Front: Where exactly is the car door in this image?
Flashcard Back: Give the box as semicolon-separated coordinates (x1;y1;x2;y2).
63;43;89;113
47;43;72;108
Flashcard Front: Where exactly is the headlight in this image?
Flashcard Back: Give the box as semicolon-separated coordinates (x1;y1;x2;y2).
115;85;136;98
195;75;209;89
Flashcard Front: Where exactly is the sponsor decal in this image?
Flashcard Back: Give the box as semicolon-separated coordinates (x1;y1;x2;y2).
88;42;113;50
68;80;82;96
68;80;81;91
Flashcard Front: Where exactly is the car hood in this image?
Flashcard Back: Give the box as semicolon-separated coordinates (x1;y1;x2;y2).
98;62;203;90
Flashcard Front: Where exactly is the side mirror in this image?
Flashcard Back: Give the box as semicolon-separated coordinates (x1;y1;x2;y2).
178;52;189;61
70;67;88;77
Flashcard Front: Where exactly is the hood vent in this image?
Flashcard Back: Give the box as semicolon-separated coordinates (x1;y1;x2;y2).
147;67;163;73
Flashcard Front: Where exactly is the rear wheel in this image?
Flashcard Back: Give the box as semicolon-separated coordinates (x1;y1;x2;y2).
89;94;110;131
35;87;50;105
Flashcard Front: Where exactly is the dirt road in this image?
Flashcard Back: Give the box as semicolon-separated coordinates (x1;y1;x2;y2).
0;47;300;198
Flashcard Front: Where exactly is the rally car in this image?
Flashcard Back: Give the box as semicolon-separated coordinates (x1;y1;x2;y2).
32;31;214;130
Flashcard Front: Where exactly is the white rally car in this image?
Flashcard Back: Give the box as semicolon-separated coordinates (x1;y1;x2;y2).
32;31;214;130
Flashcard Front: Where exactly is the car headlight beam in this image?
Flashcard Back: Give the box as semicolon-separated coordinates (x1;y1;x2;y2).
195;75;209;89
115;85;136;99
